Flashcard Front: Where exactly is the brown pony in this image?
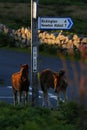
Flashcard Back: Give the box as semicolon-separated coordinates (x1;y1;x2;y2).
40;69;68;107
11;64;30;105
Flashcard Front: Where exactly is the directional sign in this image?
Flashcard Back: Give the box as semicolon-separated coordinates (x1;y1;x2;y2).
38;17;73;30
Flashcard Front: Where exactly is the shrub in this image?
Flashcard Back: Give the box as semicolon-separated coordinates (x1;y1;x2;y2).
59;101;79;123
39;44;58;55
0;33;15;47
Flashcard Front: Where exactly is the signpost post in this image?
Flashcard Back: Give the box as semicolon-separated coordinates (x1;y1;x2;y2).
31;0;39;106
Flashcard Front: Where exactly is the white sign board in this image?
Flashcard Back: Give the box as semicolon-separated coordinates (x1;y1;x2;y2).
33;46;37;72
38;17;73;30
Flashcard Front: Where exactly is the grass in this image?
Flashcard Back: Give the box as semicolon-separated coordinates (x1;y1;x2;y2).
0;46;31;53
0;0;87;5
0;101;87;130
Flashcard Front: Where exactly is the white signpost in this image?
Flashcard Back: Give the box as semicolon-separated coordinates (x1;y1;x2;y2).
38;17;73;30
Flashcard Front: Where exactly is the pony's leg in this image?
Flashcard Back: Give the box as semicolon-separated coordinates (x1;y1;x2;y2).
18;91;21;104
42;92;48;107
42;92;52;108
63;90;68;101
25;91;28;105
13;89;17;106
57;92;60;107
42;93;46;107
47;94;52;108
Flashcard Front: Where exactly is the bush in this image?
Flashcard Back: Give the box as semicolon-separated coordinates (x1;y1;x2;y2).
0;33;15;47
0;101;87;130
39;44;58;55
59;101;79;123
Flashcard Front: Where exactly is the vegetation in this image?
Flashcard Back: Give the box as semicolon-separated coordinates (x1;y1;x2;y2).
0;33;81;61
0;33;15;47
0;0;86;61
0;0;87;34
0;1;87;129
0;101;87;130
0;0;87;4
38;43;81;60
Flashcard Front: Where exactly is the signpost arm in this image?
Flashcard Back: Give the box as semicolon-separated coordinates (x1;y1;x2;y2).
31;0;39;107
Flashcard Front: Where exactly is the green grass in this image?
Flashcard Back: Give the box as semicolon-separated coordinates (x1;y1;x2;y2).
71;17;87;35
0;0;87;5
0;0;30;2
0;46;31;53
0;101;87;130
40;0;87;6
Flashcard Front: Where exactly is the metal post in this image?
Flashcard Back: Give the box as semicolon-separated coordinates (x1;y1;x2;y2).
31;0;39;106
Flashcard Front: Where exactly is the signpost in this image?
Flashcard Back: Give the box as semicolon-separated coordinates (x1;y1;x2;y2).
31;0;39;106
38;17;73;30
31;0;73;107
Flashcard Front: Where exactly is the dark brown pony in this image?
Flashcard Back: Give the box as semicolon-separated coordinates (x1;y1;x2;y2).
11;64;30;105
40;69;68;107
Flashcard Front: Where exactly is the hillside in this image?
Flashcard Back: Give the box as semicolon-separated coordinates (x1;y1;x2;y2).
0;1;87;35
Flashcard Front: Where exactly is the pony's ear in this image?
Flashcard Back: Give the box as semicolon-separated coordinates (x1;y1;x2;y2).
59;70;65;76
20;64;29;68
20;64;25;67
20;64;22;67
26;64;29;69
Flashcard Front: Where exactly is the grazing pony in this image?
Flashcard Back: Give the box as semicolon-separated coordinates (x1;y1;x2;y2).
40;69;68;107
11;64;30;105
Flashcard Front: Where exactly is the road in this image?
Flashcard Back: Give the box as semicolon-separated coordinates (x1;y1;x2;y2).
0;49;87;106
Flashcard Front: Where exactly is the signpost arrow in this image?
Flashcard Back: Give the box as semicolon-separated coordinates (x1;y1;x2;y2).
38;17;73;30
67;18;73;29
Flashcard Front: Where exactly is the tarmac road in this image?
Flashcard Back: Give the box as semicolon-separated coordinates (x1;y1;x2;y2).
0;48;87;106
